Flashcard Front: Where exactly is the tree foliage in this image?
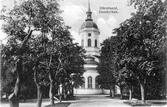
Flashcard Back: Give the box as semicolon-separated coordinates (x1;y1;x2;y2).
1;0;85;107
99;0;167;100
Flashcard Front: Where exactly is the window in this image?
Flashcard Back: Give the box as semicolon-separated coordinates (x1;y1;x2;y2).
81;39;84;47
95;39;97;47
88;39;91;47
88;76;92;88
88;33;91;37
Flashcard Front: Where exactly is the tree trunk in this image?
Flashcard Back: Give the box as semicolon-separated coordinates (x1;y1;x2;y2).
8;77;20;107
120;86;123;99
48;55;54;105
140;83;145;102
63;85;67;100
129;88;132;101
113;86;115;98
8;59;22;107
34;68;43;107
49;77;54;105
59;84;62;102
111;90;114;98
110;86;115;98
37;86;43;107
68;83;74;98
109;86;112;97
71;85;74;97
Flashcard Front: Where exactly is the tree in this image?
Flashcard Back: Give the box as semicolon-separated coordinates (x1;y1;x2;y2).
113;0;167;102
98;0;167;102
0;0;62;107
1;1;85;107
1;24;33;107
44;26;85;103
98;36;119;97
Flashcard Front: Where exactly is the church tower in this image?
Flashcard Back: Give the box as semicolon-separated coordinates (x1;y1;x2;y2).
74;0;102;94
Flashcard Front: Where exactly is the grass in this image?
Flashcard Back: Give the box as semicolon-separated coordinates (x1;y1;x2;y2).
44;102;71;107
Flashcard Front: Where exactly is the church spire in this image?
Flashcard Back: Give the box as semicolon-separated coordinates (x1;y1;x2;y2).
86;0;93;21
88;0;91;12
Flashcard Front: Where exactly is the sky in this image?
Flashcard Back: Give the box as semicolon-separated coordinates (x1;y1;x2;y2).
0;0;136;44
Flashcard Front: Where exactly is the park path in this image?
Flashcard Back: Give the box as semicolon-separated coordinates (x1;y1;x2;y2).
68;95;130;107
1;95;166;107
0;95;130;107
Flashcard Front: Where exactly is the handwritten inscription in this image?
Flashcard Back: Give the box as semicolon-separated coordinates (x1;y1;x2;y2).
99;6;118;14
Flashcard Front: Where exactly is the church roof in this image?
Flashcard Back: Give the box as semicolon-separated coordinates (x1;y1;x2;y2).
80;21;98;30
80;0;99;31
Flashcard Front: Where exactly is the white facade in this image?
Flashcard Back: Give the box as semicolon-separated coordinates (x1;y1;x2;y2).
74;0;121;95
74;28;102;94
74;1;102;95
74;1;121;95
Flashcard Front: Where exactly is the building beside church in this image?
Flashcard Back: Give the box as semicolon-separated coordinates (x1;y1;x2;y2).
74;1;102;94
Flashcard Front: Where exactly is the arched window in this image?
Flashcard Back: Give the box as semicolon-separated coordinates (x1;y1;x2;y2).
81;39;84;47
88;39;91;47
95;39;97;47
81;77;85;88
88;76;92;88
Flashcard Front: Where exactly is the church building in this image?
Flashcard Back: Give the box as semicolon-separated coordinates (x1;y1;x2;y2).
74;0;103;94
